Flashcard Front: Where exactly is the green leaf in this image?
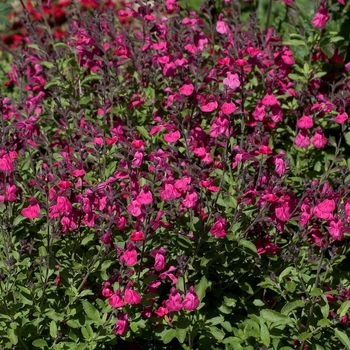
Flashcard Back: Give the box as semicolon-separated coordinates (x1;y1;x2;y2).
160;328;176;344
81;233;95;246
238;239;257;254
44;78;61;89
28;44;44;51
260;321;270;347
207;316;224;326
32;339;48;347
176;327;187;343
81;326;90;340
338;300;350;318
281;300;306;315
310;288;323;297
66;320;81;328
282;40;306;46
209;326;225;341
50;320;58;338
41;61;54;69
344;132;350;146
260;310;292;324
13;215;25;226
81;75;101;85
298;332;312;341
195;276;209;301
79;96;91;105
82;301;102;325
334;329;350;349
279;267;296;282
7;329;18;345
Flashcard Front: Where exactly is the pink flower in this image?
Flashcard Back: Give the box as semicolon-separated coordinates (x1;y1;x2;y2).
223;72;240;90
309;227;326;247
275;158;286;176
275;203;290;222
221;101;236;115
216;20;229;34
154;252;166;271
115;312;128;335
262;93;278;106
155;306;168;317
132;151;143;167
312;128;327;148
127;200;142;217
312;2;329;29
136;188;153;205
253;101;266;121
200;101;218;112
55;274;61;287
56;196;72;215
101;232;112;244
6;185;17;202
297;116;313;129
314;199;335;220
164;130;180;143
334;112;348;124
210;216;227;237
329;217;344;241
0;153;14;172
179;83;194;96
165;289;183;312
22;197;40;219
300;204;312;226
160;183;181;201
102;282;114;298
295;131;311;148
182;286;200;311
182;192;198;208
209;116;229;138
120;245;137;266
124;289;142;304
109;292;125;308
130;231;144;241
256;235;280;255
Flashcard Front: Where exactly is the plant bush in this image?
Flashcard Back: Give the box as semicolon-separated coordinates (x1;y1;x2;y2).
1;0;350;349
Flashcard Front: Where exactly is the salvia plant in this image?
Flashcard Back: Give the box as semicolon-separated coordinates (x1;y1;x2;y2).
1;0;350;349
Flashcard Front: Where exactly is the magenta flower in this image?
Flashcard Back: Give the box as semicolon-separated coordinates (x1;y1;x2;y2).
216;20;229;34
120;245;138;266
200;100;218;112
182;287;200;311
328;217;344;241
314;199;335;220
164;130;180;143
295;131;311;148
165;289;183;312
124;289;142;305
127;200;142;217
312;127;327;149
130;231;145;241
210;216;227;237
22;197;40;219
221;101;236;115
223;72;240;90
334;112;348;124
312;2;329;29
179;83;194;96
109;292;125;308
297;116;313;129
136;188;153;205
0;153;14;172
115;312;128;335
